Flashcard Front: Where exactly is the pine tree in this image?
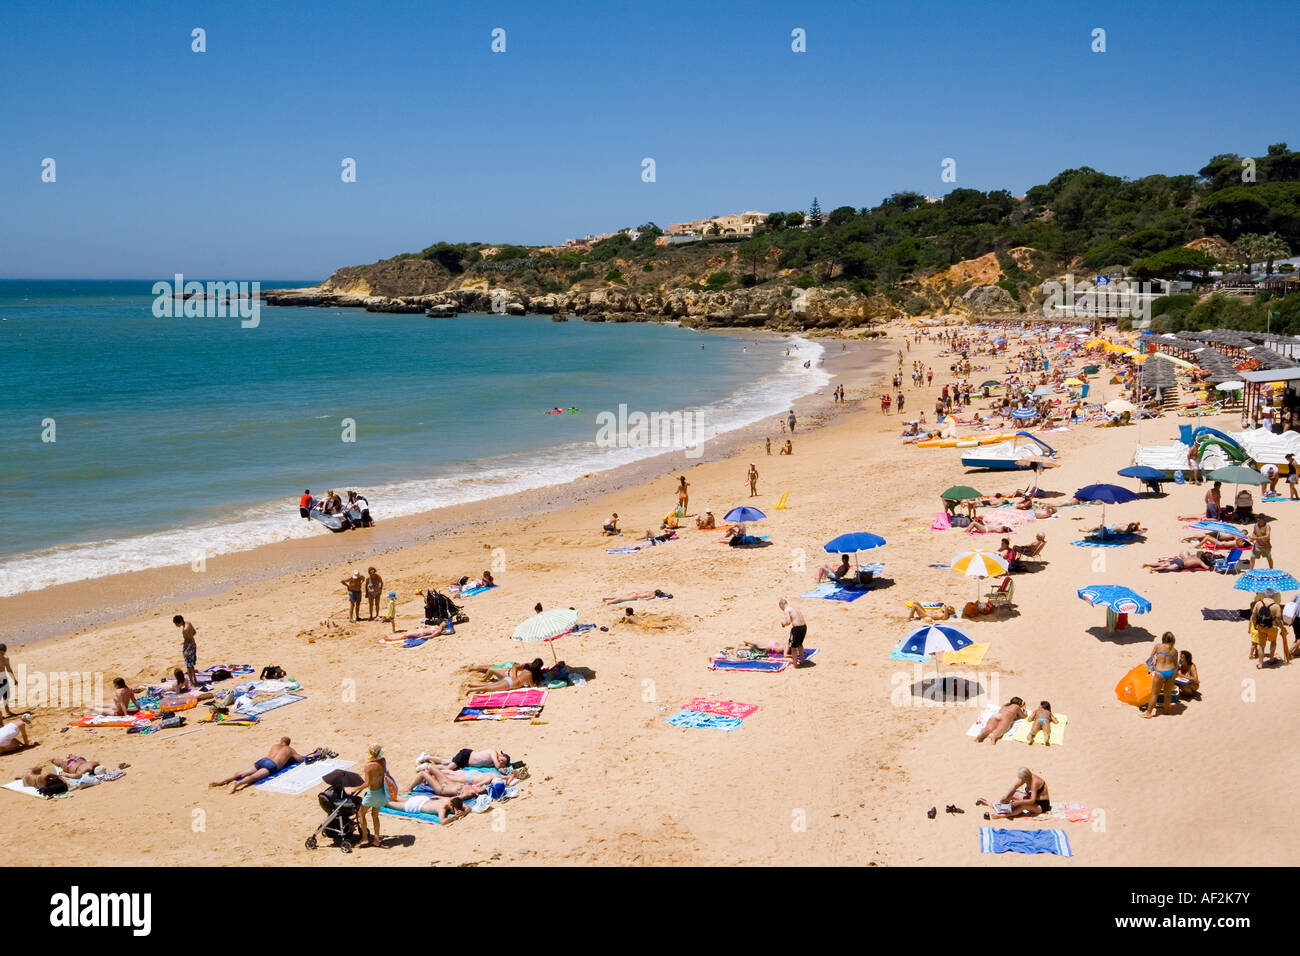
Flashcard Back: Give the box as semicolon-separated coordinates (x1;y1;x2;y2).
808;197;823;228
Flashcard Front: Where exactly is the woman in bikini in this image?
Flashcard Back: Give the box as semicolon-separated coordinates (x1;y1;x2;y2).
1175;650;1200;698
1145;632;1178;718
974;697;1026;744
463;659;544;694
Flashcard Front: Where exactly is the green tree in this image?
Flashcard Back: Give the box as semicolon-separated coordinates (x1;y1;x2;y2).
1130;247;1217;279
808;197;823;228
785;211;805;229
1233;232;1292;274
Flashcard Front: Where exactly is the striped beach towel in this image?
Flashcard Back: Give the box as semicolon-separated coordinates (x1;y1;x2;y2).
979;827;1073;856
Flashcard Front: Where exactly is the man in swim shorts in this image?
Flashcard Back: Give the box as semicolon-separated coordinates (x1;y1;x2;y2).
341;571;365;621
208;736;304;793
778;598;808;668
173;615;198;688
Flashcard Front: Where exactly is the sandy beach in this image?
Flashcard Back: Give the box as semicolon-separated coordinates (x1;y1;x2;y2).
5;322;1297;867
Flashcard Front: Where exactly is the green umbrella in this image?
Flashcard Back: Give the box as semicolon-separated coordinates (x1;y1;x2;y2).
1208;465;1265;485
940;485;982;501
1082;365;1100;374
980;380;1000;389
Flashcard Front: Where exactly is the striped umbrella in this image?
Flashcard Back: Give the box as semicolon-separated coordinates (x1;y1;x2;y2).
512;607;579;662
1188;520;1249;538
896;623;973;659
1233;569;1300;594
951;550;1009;602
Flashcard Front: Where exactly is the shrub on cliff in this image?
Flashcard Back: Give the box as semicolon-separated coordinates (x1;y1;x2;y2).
706;271;732;289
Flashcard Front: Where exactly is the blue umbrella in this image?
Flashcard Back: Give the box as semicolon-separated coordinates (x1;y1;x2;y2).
1189;520;1249;538
1076;482;1140;526
823;532;886;554
897;623;972;658
1011;408;1036;419
1233;569;1300;593
723;506;766;524
1117;465;1165;480
1077;584;1151;614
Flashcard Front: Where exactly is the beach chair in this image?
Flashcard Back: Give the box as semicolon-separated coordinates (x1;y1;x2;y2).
1213;548;1245;574
774;491;790;510
985;576;1014;609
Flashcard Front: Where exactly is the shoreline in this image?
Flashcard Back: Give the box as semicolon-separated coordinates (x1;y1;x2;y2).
1;333;889;646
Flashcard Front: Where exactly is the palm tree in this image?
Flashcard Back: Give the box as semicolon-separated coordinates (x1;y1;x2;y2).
1233;233;1292;274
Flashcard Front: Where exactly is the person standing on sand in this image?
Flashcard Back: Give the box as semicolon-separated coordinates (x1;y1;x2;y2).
1288;454;1299;500
676;476;689;515
1250;516;1273;569
1145;632;1179;717
341;571;365;621
0;644;15;718
748;463;759;498
1205;482;1222;520
356;744;389;848
765;437;772;455
778;598;808;668
299;489;313;519
173;615;198;687
787;410;797;433
896;391;905;414
365;567;384;620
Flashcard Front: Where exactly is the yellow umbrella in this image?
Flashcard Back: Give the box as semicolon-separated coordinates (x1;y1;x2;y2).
950;549;1009;602
1064;377;1083;386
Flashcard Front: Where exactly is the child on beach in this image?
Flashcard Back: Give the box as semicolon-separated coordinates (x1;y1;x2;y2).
173;615;197;687
383;591;397;632
0;644;14;718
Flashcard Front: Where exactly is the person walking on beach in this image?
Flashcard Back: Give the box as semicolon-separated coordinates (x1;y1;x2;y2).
748;463;759;498
676;476;689;515
365;567;384;620
173;615;198;687
1288;454;1299;500
0;644;14;719
896;391;905;414
342;571;365;622
299;489;313;519
778;598;808;668
1250;516;1273;569
765;437;772;455
787;410;797;433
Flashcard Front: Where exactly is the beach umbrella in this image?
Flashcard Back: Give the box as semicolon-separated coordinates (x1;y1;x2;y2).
1032;386;1056;397
723;505;767;524
1104;399;1137;414
940;485;981;502
512;607;579;662
1215;381;1244;392
823;532;886;554
1188;519;1249;538
1075;482;1139;527
1064;377;1084;386
980;380;1000;389
1011;408;1036;419
1208;465;1265;486
1082;365;1100;374
950;549;1009;602
1077;584;1151;614
1118;465;1165;480
896;623;973;659
1233;569;1300;594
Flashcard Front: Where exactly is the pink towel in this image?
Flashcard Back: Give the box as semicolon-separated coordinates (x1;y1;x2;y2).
468;688;547;708
683;698;759;719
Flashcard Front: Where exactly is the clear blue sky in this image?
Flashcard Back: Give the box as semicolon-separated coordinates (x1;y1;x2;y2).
2;0;1297;279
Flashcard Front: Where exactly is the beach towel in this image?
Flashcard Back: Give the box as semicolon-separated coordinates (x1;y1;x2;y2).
890;647;930;663
966;705;1000;737
941;642;990;666
468;688;547;708
931;513;951;531
237;693;305;717
708;657;789;672
1006;713;1069;746
203;664;254;676
979;827;1073;857
682;698;759;719
1070;533;1140;548
666;710;744;731
458;584;498;597
235;679;302;695
380;805;446;826
1202;608;1248;621
1038;801;1093;823
255;758;355;795
801;583;869;602
4;779;56;799
67;713;156;728
197;711;259;725
455;705;543;722
606;546;642;554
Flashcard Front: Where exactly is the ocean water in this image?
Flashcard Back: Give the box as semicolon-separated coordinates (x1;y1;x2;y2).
0;280;829;595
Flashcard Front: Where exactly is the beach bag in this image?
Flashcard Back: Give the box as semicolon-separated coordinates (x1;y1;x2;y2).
210;668;232;682
260;665;285;680
951;514;971;528
159;714;186;729
1283;600;1298;626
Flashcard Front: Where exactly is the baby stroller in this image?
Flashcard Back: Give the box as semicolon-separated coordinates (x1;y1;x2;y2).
306;769;363;853
425;589;468;627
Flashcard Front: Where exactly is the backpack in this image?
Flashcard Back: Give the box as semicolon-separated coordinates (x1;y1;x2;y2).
260;665;285;680
1255;602;1274;629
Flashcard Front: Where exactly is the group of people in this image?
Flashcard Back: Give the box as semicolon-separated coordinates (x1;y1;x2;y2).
299;488;373;527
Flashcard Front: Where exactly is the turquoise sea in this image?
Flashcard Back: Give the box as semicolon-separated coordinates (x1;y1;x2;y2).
0;280;828;595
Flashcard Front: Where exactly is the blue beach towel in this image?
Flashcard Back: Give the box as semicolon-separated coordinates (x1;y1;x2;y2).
459;584;497;597
1070;535;1138;548
665;710;744;731
889;647;930;662
979;827;1073;857
381;805;443;826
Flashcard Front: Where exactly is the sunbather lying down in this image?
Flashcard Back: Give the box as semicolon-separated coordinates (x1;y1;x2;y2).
612;607;673;629
389;793;467;823
602;589;672;604
906;600;956;621
462;660;544;693
414;755;521;788
1143;551;1214;572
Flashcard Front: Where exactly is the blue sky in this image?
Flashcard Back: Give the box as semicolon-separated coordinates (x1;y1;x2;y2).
2;0;1297;279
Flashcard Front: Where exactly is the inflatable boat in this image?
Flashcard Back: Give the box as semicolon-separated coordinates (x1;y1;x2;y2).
960;432;1057;470
309;507;361;532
